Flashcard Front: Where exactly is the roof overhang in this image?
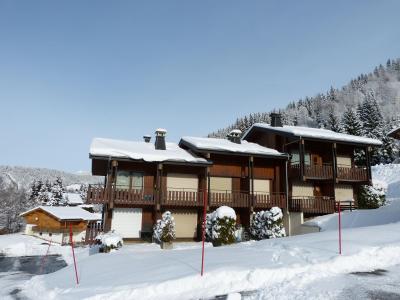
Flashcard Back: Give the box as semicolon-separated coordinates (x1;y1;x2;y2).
179;139;288;160
89;154;212;167
388;127;400;140
243;125;382;147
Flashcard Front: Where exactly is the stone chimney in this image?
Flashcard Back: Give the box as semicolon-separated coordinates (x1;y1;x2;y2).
154;128;167;150
143;135;151;143
227;129;242;144
270;113;283;127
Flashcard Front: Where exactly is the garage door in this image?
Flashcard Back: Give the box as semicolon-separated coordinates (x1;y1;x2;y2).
335;185;354;202
172;210;198;238
292;182;314;197
111;208;142;238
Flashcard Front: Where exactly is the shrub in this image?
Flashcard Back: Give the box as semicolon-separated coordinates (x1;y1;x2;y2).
153;211;176;243
358;184;386;209
250;207;286;240
95;231;123;253
205;206;236;247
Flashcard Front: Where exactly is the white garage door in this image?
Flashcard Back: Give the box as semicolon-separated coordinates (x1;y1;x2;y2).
172;210;198;238
111;208;142;238
335;185;354;202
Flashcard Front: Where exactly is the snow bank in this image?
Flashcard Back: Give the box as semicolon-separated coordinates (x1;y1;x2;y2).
95;231;123;248
372;163;400;199
20;222;400;300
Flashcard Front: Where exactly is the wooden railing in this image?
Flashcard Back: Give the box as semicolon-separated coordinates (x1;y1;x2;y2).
253;193;287;209
87;185;288;209
337;165;368;181
162;189;204;207
209;190;250;208
289;196;335;214
335;200;358;211
305;163;333;179
87;185;155;205
289;163;334;179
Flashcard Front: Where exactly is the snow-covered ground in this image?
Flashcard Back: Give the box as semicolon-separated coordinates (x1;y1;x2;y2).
1;163;399;299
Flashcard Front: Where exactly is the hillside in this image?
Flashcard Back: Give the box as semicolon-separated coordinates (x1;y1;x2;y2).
209;58;400;139
0;165;101;191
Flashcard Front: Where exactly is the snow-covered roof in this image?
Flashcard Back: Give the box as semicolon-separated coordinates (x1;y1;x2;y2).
388;126;400;139
63;193;83;205
180;136;286;157
90;138;209;165
20;206;100;221
243;123;382;146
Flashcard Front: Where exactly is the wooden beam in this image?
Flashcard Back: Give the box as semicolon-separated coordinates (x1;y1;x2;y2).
299;139;305;181
366;146;372;183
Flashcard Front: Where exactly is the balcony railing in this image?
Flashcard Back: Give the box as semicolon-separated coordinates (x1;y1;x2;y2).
290;163;367;181
162;188;204;207
87;185;288;209
209;190;250;208
253;193;287;209
289;196;335;214
337;165;368;181
87;184;155;205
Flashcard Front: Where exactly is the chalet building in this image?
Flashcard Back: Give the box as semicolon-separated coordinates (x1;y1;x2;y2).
20;206;100;244
388;126;400;140
87;129;287;240
243;113;382;232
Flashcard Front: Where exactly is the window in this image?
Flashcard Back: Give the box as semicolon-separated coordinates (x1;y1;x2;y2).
290;150;311;165
116;171;143;190
210;177;232;193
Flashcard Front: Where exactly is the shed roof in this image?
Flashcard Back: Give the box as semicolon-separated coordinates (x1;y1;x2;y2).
20;206;100;221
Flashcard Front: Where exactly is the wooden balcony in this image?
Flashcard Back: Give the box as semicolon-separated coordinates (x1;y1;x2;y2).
161;189;204;207
86;185;155;205
337;165;368;182
253;193;287;209
209;190;250;208
289;163;333;179
289;196;335;214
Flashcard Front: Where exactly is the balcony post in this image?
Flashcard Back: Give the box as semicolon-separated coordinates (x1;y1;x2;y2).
250;156;254;211
332;142;338;182
366;146;372;184
108;160;118;209
299;139;305;181
155;163;163;214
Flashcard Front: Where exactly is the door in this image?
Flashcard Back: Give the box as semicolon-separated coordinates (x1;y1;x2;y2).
171;210;198;238
111;208;143;238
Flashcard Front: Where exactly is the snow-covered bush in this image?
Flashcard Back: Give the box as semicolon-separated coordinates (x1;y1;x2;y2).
358;184;386;209
153;211;176;243
250;207;286;240
205;206;236;247
95;231;123;253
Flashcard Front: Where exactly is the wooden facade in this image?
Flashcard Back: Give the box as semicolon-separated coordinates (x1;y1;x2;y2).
244;126;376;215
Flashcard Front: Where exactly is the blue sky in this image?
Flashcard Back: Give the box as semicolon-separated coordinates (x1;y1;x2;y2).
0;1;399;172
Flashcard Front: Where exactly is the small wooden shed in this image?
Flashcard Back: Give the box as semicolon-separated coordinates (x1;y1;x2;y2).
20;206;101;245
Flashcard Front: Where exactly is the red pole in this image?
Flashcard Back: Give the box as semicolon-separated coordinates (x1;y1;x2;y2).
338;202;342;255
201;188;207;276
69;223;79;284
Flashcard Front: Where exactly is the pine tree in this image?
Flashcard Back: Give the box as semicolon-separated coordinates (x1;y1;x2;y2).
327;108;342;132
342;107;363;136
50;177;65;206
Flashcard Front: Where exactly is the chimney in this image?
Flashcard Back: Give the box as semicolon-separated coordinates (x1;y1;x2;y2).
227;129;242;144
270;113;283;127
155;128;167;150
143;135;151;143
